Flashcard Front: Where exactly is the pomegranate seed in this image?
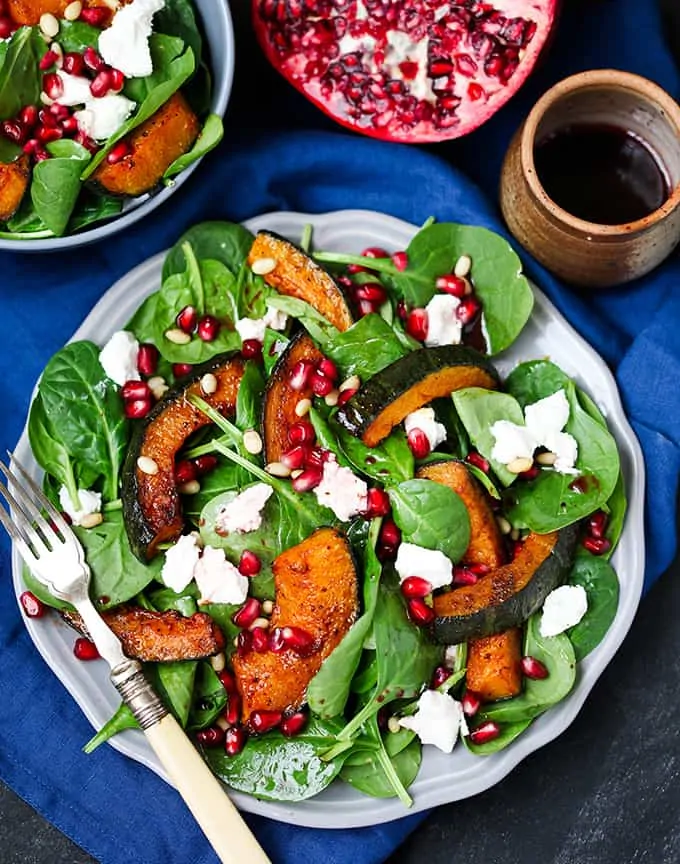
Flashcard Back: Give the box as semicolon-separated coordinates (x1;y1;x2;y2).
582;535;611;555
436;274;467;297
172;363;193;378
124;397;152;419
288;420;315;445
37;125;63;143
291;467;323;493
465;451;490;473
396;300;409;321
470;721;501;745
90;69;113;98
347;263;367;274
33;145;50;162
251;627;269;652
195;726;225;747
407;428;431;459
361;246;389;259
39;108;58;128
51;103;72;121
392;251;408;271
363;487;390;518
357;298;377;318
74;637;100;661
121;380;151;401
106;140;132;164
521;655;549;679
519;465;540;481
74;130;97;153
249;710;282;734
406;308;428;342
232;598;261;629
241;338;262;360
318;357;338;381
355;283;388;304
83;46;104;71
400;575;433;598
280;626;316;655
453;566;478;586
194;455;218;475
136;343;159;376
225;692;242;725
218;670;236;692
281;445;308;470
42;72;63;100
19;591;45;618
304;446;327;468
174;460;197;485
62;51;86;75
289;359;314;391
197;315;220;342
407;597;435;626
468;563;491;576
61;116;78;136
337;387;357;406
281;711;308;737
431;666;452;689
19;105;38;128
238;550;262;576
379;519;401;549
109;68;124;91
456;296;481;324
310;370;334;397
39;49;59;70
0;16;13;38
462;690;481;717
269;627;286;653
588;510;608;539
2;120;27;145
236;629;252;657
80;6;108;25
224;725;248;755
175;305;196;333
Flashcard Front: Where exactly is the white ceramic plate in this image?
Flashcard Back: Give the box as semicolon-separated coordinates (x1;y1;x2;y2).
12;210;646;829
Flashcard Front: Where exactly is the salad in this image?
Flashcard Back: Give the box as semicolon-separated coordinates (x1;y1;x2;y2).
20;217;625;807
0;0;222;239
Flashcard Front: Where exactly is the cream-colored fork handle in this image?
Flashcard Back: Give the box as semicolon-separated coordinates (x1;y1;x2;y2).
144;714;271;864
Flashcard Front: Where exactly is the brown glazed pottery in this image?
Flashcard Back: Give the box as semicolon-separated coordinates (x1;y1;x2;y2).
500;69;680;287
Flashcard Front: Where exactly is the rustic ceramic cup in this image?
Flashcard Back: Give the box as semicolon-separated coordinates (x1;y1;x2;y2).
500;70;680;287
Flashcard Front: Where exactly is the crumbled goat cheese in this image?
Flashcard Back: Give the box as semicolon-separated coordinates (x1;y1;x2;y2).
540;584;588;637
75;93;136;141
395;542;453;590
99;330;140;386
99;0;165;78
490;419;538;464
235;304;288;343
58;486;102;527
424;294;463;347
57;72;94;107
404;407;447;451
194;546;249;606
214;484;274;535
314;457;368;522
399;689;466;753
524;390;571;441
161;533;201;594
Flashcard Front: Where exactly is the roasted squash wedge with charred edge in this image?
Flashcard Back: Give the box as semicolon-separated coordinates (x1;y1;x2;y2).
247;230;354;332
121;352;246;562
432;523;580;644
232;527;359;723
0;154;30;222
336;345;500;447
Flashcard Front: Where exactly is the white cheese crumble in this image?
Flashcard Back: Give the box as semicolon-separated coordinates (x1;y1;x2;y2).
99;0;165;78
99;330;140;386
58;486;102;526
404;407;447;451
399;689;466;753
194;546;249;606
214;484;273;535
395;542;453;590
75;94;136;141
540;584;588;637
489;419;537;464
313;457;368;522
161;533;201;593
57;72;94;107
235;304;288;344
424;294;462;347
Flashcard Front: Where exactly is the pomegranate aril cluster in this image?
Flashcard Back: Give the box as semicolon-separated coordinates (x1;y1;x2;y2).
581;510;611;555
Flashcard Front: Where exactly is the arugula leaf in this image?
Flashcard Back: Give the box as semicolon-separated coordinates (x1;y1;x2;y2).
163;113;223;179
31;140;91;236
389;478;470;562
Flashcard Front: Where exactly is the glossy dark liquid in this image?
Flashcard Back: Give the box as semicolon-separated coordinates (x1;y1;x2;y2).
534;124;671;225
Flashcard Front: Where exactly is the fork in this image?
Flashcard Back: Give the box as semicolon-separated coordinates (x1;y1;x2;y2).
0;455;271;864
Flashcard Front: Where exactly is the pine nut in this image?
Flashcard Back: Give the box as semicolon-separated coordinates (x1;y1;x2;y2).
339;375;361;392
262;600;274;615
39;12;60;37
243;429;263;455
137;455;159;475
506;456;534;474
387;716;401;734
294;398;312;417
165;327;191;345
147;376;168;400
40;92;54;106
51;42;64;65
210;652;226;672
178;479;201;495
251;257;277;276
215;715;231;731
496;515;512;535
200;372;218;395
510;528;520;541
63;0;82;20
249;617;270;631
290;469;303;480
454;255;472;278
79;512;103;529
324;389;339;407
536;451;557;466
266;461;291;478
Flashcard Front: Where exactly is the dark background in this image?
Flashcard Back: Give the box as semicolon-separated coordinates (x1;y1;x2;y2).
1;0;679;862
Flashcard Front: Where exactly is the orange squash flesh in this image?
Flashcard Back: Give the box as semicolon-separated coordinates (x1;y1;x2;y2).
466;628;523;702
6;0;120;24
0;155;30;222
232;528;358;720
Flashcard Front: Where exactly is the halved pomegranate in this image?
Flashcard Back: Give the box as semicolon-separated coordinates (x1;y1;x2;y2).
252;0;558;142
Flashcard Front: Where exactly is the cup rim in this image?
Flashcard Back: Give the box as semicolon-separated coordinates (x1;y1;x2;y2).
520;69;680;237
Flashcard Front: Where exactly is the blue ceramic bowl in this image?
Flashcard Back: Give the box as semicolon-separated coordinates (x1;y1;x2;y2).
0;0;234;253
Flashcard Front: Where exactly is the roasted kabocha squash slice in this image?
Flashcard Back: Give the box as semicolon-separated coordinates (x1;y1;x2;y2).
465;628;523;703
261;330;324;464
121;352;246;561
232;527;359;722
247;230;354;331
336;345;500;447
0;155;30;222
432;523;580;645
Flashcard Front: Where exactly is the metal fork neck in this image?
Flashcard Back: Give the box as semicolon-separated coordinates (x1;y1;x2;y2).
110;660;168;730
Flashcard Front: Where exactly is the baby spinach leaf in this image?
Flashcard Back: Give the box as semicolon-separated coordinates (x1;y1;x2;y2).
308;408;353;469
162;221;254;280
182;459;243;521
31;140;91;236
322;314;410;379
187;662;228;730
163;113;223;179
389;478;470;562
451;388;526;487
337;423;414;485
154;0;203;65
124;34;186;102
0;27;43;120
479;613;576;724
263;328;289;376
152;661;198;728
68;192;123;232
235;361;265;431
147;584;198;617
57;20;99;52
0;138;20;163
28;394;79;502
566;551;620;662
22;564;72;611
203;717;346;802
83;703;138;754
463;719;532;756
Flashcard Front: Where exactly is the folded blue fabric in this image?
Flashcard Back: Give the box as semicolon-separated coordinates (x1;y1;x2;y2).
0;0;678;862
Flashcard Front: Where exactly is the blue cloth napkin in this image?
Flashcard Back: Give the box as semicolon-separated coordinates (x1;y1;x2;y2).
0;0;678;862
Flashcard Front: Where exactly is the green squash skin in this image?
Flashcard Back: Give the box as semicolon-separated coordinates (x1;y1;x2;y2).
121;351;241;563
431;523;581;645
335;345;500;440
